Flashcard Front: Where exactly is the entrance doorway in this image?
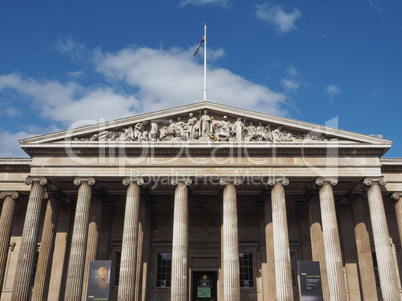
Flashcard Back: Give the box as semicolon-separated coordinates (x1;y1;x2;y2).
192;271;217;301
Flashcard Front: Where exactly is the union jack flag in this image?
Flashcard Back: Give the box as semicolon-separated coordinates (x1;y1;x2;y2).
194;36;205;56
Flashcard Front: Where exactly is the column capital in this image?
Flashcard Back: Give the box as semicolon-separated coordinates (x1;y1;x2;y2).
25;176;47;186
363;177;386;187
122;177;144;186
267;176;289;186
315;177;338;187
0;191;19;200
74;177;95;186
171;177;192;186
392;192;402;202
219;177;241;187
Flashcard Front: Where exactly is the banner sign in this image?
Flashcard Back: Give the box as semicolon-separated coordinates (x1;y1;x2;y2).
86;260;112;301
298;261;324;301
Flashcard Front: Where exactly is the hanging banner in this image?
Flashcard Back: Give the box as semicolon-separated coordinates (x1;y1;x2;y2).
86;260;112;301
298;261;324;301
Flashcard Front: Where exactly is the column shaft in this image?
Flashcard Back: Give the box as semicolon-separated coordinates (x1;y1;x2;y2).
308;196;329;301
264;196;277;301
31;195;59;301
81;196;103;301
351;196;378;301
271;182;293;301
223;183;240;301
12;178;46;301
171;182;189;301
117;181;141;301
0;192;18;293
64;178;94;301
317;181;347;301
366;181;399;300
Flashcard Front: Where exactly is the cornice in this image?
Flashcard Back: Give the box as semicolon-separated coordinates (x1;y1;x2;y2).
21;144;389;157
381;158;402;173
0;158;31;172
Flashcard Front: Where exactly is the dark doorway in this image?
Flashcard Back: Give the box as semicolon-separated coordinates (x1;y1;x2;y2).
192;271;217;301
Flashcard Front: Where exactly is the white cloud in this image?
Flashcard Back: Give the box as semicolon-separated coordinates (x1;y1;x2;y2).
0;73;140;125
95;46;287;115
368;0;383;11
0;131;30;157
179;0;229;8
281;79;299;91
326;84;341;100
255;3;301;33
0;41;288;155
280;66;300;92
67;70;86;78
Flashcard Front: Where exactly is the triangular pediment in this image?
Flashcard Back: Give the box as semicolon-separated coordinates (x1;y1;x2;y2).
19;102;392;152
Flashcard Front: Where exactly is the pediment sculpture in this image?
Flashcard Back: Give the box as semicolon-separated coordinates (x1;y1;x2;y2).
73;110;328;143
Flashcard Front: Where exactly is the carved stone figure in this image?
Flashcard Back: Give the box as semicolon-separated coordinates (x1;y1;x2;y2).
271;126;285;143
188;113;199;140
200;110;212;138
255;121;272;141
160;119;176;140
175;117;186;140
245;121;257;142
234;117;244;142
119;127;134;141
215;116;231;141
134;122;147;141
149;122;159;142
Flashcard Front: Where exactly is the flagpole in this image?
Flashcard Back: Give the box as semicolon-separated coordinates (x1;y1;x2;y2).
204;22;207;101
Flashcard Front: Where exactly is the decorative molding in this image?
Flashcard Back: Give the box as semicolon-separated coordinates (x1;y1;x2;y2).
24;146;389;158
315;177;338;187
363;177;387;187
267;176;289;186
170;177;192;187
122;177;144;186
73;177;95;186
219;177;241;186
0;191;19;200
25;176;47;186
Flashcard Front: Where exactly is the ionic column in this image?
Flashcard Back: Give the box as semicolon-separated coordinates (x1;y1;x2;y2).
0;191;18;293
81;194;103;301
117;177;144;301
268;177;293;301
364;178;399;300
64;177;95;301
307;194;329;301
170;178;192;301
11;177;47;301
350;194;378;301
315;177;346;301
220;178;241;301
31;192;60;301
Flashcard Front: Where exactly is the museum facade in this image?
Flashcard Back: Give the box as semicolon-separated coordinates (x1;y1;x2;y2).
1;101;402;301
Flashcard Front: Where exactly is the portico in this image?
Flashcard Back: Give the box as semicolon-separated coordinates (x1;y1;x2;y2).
1;102;402;301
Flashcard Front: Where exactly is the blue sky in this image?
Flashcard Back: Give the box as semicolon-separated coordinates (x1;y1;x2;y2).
0;0;401;157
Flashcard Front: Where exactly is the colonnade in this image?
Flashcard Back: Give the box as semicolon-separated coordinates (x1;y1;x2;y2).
0;176;401;300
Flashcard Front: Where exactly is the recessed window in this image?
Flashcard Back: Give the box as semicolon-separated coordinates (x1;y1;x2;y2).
113;251;121;287
239;253;254;288
156;253;172;288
